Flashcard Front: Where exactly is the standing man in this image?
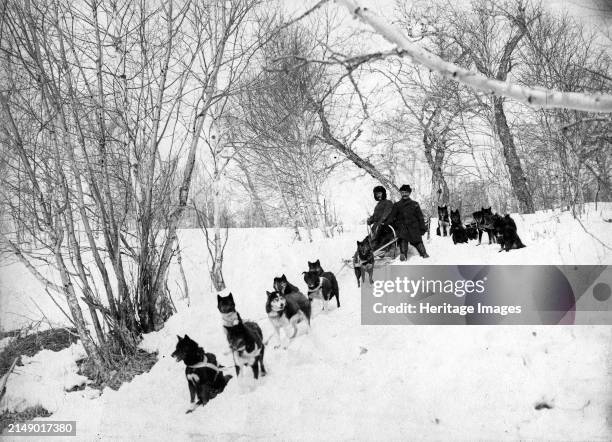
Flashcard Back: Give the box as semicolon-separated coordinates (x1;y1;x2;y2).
367;185;394;250
388;184;429;260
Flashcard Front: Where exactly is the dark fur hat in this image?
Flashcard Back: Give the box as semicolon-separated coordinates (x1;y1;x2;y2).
399;184;412;193
373;185;387;200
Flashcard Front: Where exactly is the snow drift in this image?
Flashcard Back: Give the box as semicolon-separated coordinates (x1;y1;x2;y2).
0;204;610;439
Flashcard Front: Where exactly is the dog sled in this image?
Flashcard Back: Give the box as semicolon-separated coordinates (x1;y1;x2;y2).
342;224;399;270
369;224;399;261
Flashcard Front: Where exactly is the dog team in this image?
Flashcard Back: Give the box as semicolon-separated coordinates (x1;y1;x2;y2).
172;260;339;413
364;183;525;259
437;205;525;252
171;183;526;413
352;184;526;287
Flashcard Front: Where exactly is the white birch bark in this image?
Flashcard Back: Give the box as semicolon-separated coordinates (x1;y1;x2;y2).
336;0;612;113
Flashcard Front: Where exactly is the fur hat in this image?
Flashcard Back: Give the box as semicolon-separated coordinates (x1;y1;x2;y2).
373;185;387;200
399;184;412;193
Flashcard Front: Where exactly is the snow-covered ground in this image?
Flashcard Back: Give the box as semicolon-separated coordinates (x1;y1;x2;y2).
1;204;611;440
0;343;97;414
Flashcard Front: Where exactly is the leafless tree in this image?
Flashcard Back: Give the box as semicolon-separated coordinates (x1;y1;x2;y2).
0;0;267;375
231;23;342;240
517;10;612;212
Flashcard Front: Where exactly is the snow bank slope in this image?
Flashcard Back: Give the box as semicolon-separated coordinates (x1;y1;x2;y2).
0;343;96;413
41;207;611;441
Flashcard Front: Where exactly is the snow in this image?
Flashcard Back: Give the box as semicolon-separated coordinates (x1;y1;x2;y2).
1;204;611;439
0;337;14;353
0;342;90;413
215;288;232;298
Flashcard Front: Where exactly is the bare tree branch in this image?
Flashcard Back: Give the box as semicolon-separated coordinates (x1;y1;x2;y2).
334;0;612;112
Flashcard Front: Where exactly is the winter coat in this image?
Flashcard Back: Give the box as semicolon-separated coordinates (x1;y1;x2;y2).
367;199;393;226
388;197;427;243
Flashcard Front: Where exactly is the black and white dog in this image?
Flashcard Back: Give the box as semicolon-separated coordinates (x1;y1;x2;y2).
493;214;526;252
449;209;468;244
265;290;310;348
353;239;374;287
307;260;340;307
436;205;450;237
272;274;300;295
217;292;240;330
172;334;232;414
217;293;266;379
303;270;340;311
272;274;311;323
473;207;496;245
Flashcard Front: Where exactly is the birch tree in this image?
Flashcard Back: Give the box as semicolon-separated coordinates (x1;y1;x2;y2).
0;0;269;376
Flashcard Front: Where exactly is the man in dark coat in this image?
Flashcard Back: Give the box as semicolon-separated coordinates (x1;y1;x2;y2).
387;184;429;260
367;185;394;250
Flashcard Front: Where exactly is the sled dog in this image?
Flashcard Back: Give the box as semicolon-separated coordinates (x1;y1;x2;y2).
353;239;374;286
172;334;232;413
449;209;468;244
436;205;450;236
265;290;310;348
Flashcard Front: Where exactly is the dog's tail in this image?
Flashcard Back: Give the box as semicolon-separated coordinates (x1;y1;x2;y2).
304;300;312;323
323;271;339;298
332;275;339;298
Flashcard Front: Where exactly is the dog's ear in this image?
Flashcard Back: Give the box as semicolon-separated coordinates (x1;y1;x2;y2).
281;274;287;280
315;259;320;265
176;335;182;341
184;334;191;341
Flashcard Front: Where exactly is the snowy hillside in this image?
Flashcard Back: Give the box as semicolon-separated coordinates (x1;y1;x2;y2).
1;205;611;440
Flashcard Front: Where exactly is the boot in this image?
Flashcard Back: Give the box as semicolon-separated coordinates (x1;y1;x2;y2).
415;242;429;258
399;239;408;261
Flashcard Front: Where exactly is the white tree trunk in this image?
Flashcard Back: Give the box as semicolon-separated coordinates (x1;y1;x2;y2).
336;0;612;113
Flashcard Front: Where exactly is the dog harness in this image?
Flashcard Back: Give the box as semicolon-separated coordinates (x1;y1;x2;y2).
187;355;223;372
221;311;240;327
234;344;261;366
353;256;369;267
308;276;329;299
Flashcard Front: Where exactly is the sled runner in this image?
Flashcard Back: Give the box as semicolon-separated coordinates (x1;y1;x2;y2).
369;224;399;260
